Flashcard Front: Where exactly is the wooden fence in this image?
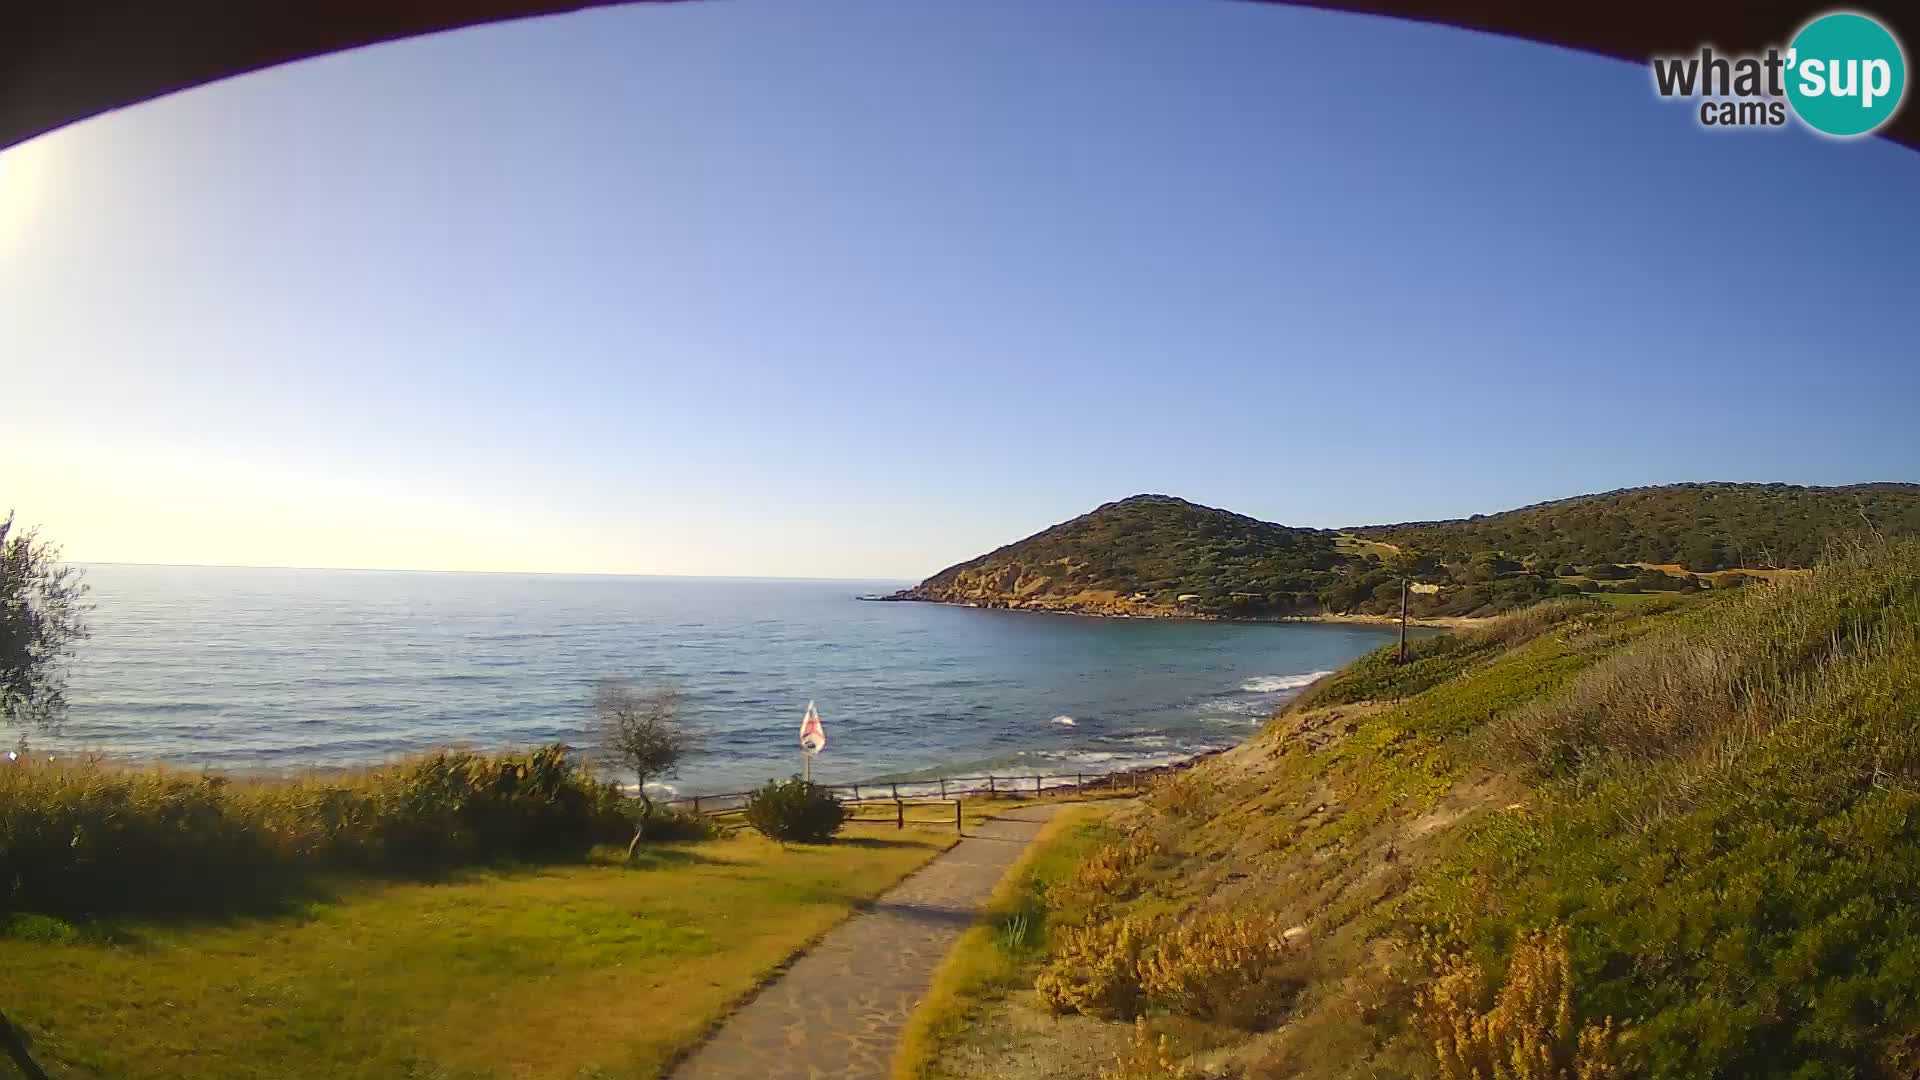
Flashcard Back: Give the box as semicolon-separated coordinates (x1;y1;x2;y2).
663;756;1213;836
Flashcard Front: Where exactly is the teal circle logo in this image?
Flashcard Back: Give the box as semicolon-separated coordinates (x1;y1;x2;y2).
1786;12;1907;137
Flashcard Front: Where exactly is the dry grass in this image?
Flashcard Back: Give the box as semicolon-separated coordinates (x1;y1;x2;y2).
1487;542;1920;786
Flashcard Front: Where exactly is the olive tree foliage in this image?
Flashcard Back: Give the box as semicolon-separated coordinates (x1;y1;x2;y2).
591;679;699;854
1;513;90;736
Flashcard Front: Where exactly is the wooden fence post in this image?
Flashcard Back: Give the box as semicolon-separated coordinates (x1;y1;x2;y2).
691;796;701;815
896;800;905;829
891;782;900;801
954;799;963;835
987;775;996;797
852;784;861;802
939;778;947;799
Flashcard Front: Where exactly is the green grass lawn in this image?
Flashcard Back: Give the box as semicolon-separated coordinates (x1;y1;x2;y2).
1;829;961;1080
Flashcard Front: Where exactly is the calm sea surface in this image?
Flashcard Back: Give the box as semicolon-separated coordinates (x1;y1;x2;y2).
43;565;1396;795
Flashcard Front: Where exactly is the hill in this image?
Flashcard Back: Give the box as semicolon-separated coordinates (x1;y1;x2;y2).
925;540;1920;1079
1356;481;1920;571
889;495;1345;617
892;483;1920;621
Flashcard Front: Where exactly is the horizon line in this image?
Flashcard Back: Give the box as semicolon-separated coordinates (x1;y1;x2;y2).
74;560;915;584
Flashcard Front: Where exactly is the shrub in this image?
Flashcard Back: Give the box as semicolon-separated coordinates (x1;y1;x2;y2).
640;804;721;843
742;777;847;845
1139;909;1304;1028
1036;914;1151;1019
1415;926;1618;1080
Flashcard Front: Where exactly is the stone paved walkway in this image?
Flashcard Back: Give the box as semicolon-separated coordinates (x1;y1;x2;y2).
668;804;1065;1080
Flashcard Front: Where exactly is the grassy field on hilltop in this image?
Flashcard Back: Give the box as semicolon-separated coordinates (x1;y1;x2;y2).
1357;481;1920;570
969;540;1920;1079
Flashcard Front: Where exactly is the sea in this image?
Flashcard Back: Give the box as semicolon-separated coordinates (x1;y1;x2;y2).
36;564;1397;796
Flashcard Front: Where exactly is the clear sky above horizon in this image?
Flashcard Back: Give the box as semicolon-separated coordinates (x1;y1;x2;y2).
5;0;1917;579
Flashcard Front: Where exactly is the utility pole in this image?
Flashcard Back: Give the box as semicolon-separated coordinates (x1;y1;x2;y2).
1398;577;1409;664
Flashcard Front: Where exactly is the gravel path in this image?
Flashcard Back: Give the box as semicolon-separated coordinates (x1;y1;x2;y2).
668;804;1064;1080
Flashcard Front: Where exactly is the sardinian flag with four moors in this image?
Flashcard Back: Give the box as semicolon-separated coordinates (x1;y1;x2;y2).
799;700;826;754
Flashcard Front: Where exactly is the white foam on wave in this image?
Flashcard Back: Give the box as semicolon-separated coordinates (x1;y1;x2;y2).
1239;670;1335;693
1052;715;1076;726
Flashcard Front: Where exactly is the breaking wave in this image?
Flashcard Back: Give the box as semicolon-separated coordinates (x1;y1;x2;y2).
1239;670;1335;693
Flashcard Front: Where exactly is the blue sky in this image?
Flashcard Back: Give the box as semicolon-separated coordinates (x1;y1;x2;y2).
4;0;1917;578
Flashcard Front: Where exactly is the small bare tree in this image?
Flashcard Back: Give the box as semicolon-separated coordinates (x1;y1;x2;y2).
592;679;698;857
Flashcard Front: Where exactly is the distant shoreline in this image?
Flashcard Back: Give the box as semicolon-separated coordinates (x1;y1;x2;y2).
862;594;1481;629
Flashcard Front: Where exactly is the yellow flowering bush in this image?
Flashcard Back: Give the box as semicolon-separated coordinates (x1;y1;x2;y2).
1138;908;1304;1028
1035;914;1150;1019
1415;925;1618;1080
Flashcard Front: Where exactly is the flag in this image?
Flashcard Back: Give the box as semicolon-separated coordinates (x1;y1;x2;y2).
799;700;826;754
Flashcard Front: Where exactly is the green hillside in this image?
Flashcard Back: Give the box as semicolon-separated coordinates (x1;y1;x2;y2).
960;540;1920;1080
1357;481;1920;571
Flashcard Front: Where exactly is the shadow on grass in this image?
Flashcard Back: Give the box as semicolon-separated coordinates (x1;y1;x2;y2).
828;835;930;850
614;845;741;871
1;840;740;934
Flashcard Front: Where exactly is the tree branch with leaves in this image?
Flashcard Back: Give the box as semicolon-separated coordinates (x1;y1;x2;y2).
1;512;90;738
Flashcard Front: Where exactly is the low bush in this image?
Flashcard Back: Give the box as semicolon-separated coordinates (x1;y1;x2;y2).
1035;913;1151;1019
1415;926;1619;1080
0;745;636;915
640;803;722;843
1139;909;1305;1028
743;777;847;845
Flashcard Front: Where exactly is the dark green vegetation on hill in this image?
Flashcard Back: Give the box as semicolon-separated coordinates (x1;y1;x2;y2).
1014;541;1920;1079
893;483;1920;620
893;495;1344;616
1358;481;1920;571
